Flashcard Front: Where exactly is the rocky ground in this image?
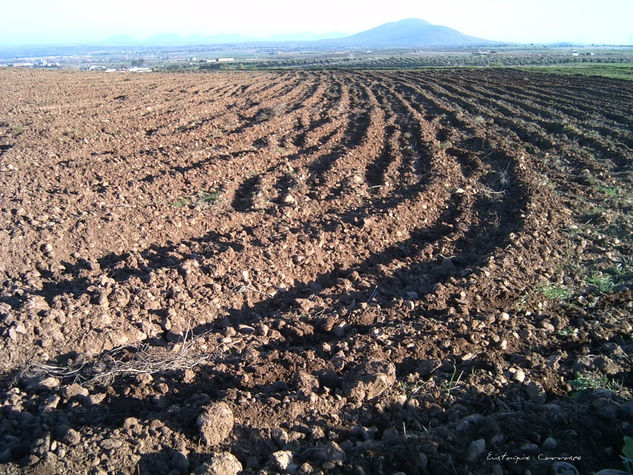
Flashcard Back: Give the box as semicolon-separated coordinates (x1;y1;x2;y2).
0;68;632;474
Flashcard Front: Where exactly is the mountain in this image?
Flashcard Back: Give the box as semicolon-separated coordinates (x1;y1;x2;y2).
325;18;492;47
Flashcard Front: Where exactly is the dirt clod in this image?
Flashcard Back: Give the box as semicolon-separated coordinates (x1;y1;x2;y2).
197;402;235;446
195;452;242;475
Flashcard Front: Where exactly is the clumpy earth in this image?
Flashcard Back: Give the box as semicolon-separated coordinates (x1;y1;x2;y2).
0;68;632;474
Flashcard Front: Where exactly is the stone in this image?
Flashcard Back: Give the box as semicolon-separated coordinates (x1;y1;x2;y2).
86;393;107;405
62;428;81;446
520;443;539;453
620;400;633;419
294;371;319;396
525;381;546;403
272;450;294;472
461;439;486;463
297;463;314;474
39;377;60;390
543;437;557;451
41;394;61;411
551;461;579;475
342;360;396;402
61;383;89;399
313;441;346;463
512;369;526;383
99;438;122;451
195;452;242;475
197;402;234;446
574;355;619;375
272;428;289;447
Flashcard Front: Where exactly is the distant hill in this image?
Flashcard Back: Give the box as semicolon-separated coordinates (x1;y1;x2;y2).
98;19;491;48
325;18;493;47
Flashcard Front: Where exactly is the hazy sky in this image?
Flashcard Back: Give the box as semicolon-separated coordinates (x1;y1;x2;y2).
0;0;631;45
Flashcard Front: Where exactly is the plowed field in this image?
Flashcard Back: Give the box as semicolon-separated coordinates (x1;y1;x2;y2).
1;68;632;474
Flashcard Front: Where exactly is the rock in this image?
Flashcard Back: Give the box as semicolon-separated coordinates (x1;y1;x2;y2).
512;369;526;383
621;400;633;419
62;428;81;446
333;323;348;337
342;360;396;402
418;453;428;469
297;462;314;474
551;461;579;475
417;359;441;377
574;355;619;375
0;444;30;463
272;450;295;472
456;413;484;432
99;438;122;451
313;441;346;463
197;402;234;446
283;194;297;205
272;428;290;447
461;439;486;463
543;437;557;451
596;403;618;420
520;443;539;453
41;394;61;411
438;257;456;277
26;295;50;313
381;428;401;444
86;393;107;405
195;451;242;475
525;381;546;403
491;464;504;475
39;377;60;390
61;383;89;399
294;371;319;396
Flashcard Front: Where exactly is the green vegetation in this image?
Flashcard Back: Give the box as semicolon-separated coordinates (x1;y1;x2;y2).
596;185;620;198
198;189;222;204
172;188;222;208
557;327;579;338
441;365;463;401
586;271;614;293
400;380;422;397
538;283;573;301
569;372;623;393
520;63;633;81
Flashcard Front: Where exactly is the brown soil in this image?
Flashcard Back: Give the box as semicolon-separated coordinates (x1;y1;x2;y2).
1;68;632;474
